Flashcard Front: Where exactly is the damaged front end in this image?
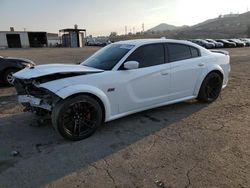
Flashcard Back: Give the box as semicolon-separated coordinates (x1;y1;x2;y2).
13;78;61;114
12;63;104;115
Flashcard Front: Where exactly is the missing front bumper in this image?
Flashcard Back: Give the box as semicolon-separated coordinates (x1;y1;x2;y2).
18;95;52;111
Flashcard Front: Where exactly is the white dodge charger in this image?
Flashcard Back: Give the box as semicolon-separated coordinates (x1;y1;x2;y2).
13;39;230;140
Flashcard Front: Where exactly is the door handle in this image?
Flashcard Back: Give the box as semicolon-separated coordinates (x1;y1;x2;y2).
161;72;169;76
198;63;205;67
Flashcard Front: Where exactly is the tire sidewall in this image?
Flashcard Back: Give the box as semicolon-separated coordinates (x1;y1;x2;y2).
3;68;19;85
52;95;103;141
198;72;223;103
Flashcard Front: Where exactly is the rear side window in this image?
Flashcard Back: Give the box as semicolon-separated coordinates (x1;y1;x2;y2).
168;44;192;62
125;44;165;68
167;43;200;62
190;47;199;57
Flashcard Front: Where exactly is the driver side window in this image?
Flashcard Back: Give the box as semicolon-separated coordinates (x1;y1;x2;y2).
120;44;165;69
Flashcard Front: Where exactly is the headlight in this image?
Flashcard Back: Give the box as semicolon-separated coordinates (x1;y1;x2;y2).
22;62;33;67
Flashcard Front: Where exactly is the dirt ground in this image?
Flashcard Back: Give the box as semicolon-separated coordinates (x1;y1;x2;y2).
0;47;250;188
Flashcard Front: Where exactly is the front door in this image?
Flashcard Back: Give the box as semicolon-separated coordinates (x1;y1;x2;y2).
118;44;171;113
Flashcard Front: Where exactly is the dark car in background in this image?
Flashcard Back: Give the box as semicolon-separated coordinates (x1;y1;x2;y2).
0;56;35;85
228;39;245;47
215;39;237;48
206;39;224;48
189;39;215;49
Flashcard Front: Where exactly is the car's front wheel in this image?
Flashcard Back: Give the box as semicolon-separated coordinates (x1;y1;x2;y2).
3;68;19;85
52;95;103;141
197;72;223;103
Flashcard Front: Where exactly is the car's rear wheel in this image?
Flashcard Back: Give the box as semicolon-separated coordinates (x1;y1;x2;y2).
197;72;223;103
52;95;103;141
3;68;19;85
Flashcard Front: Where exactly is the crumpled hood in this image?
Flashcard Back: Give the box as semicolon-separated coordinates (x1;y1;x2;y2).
14;64;104;79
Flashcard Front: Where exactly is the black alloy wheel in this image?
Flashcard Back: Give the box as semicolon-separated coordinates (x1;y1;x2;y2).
52;95;103;141
198;72;223;103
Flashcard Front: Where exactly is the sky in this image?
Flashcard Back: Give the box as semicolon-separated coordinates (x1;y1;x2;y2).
1;0;250;36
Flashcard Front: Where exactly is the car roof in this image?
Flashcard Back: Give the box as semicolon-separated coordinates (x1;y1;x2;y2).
114;38;209;57
115;38;196;46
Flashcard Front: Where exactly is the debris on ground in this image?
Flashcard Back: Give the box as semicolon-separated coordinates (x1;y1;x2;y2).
155;180;165;188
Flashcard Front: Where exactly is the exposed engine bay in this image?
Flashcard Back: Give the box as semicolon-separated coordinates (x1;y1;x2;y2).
14;78;61;114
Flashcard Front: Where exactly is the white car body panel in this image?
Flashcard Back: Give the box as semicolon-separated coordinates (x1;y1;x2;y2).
117;63;171;113
169;57;205;100
14;64;103;79
14;39;230;122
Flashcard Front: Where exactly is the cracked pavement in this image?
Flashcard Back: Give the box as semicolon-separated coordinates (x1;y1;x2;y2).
0;47;250;188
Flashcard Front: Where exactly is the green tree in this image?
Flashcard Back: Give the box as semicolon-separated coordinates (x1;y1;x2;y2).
110;32;117;37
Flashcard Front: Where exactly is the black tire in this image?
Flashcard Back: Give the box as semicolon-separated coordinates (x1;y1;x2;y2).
52;95;103;141
3;68;19;85
197;72;223;103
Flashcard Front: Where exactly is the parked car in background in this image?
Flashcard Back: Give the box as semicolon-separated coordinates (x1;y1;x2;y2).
13;39;230;141
189;39;215;49
206;39;224;48
228;39;245;47
215;39;236;48
86;37;111;46
239;38;250;46
0;56;35;85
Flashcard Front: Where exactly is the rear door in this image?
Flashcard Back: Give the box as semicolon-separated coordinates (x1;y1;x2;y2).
167;43;205;100
118;43;171;113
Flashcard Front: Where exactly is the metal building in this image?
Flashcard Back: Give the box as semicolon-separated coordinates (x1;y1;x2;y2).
0;30;48;48
47;33;61;47
59;25;86;48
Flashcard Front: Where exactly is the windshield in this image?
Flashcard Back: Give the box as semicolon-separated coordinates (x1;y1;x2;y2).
81;43;134;70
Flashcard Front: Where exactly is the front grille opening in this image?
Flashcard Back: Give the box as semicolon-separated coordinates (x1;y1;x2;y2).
14;79;50;98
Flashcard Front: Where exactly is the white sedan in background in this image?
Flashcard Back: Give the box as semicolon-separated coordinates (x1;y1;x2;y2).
13;39;230;141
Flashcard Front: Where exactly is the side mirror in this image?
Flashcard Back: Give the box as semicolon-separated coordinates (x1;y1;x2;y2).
124;61;139;70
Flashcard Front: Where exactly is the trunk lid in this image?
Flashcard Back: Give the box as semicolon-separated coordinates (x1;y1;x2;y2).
210;50;229;56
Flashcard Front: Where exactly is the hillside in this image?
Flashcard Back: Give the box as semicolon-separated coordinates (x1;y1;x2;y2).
111;11;250;41
148;23;179;32
175;11;250;38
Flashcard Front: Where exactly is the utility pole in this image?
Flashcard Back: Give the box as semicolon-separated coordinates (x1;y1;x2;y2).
142;23;145;33
125;26;127;35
